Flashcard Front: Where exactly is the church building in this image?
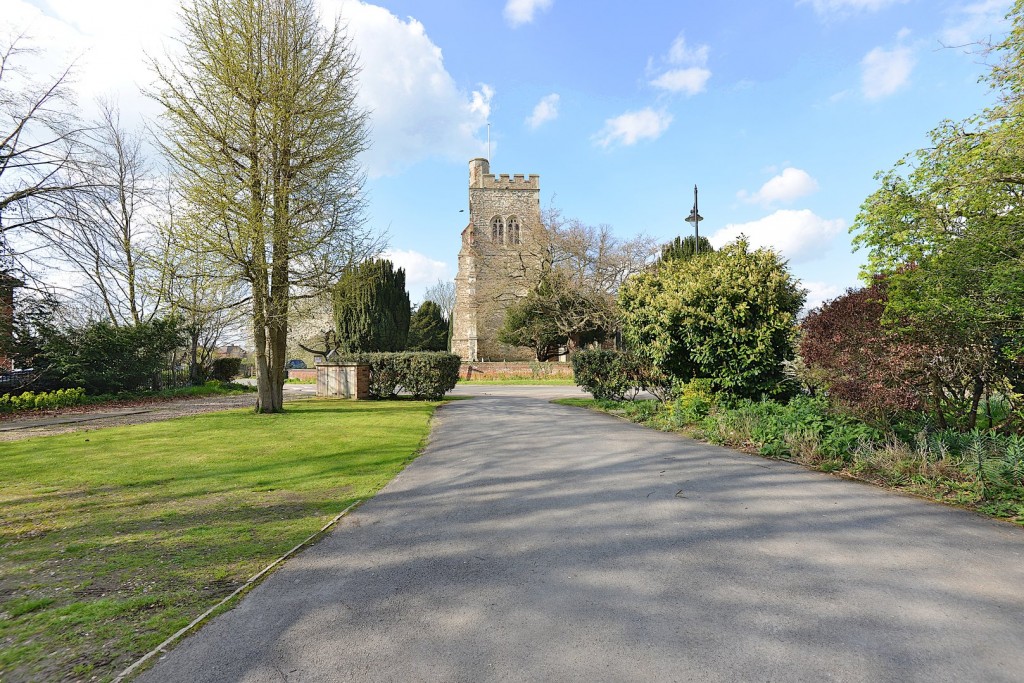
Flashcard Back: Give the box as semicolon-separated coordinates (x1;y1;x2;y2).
451;158;542;361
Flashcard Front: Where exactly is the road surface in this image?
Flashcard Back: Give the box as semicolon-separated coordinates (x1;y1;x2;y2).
138;385;1024;682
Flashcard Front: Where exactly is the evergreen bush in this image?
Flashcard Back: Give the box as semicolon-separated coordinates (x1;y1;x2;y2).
333;260;411;353
619;238;804;400
43;318;183;394
210;357;243;382
339;352;460;400
0;387;86;413
572;349;648;401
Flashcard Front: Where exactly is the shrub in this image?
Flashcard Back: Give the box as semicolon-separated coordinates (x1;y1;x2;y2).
666;379;717;427
44;318;184;394
210;357;243;382
404;353;460;399
0;387;86;413
619;238;804;400
572;349;650;401
799;280;926;426
338;352;459;400
699;396;880;460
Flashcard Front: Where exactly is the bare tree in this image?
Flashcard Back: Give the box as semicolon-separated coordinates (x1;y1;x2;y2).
151;0;375;412
31;100;161;324
422;278;455;319
481;207;659;356
157;192;248;383
0;34;89;272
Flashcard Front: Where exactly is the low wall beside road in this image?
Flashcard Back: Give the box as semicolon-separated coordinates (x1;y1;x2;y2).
461;361;572;380
287;368;317;381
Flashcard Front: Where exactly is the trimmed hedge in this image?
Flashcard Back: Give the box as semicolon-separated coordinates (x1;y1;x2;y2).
210;357;243;382
338;352;460;400
571;349;651;401
0;387;87;413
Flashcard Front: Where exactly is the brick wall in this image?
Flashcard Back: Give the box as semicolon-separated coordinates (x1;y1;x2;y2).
287;368;317;381
461;361;572;380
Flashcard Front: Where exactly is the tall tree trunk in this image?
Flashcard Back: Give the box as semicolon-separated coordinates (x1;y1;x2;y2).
267;139;291;412
252;269;273;412
931;373;948;430
966;375;985;431
189;328;201;385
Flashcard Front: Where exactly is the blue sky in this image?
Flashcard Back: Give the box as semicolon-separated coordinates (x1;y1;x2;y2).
6;0;1014;307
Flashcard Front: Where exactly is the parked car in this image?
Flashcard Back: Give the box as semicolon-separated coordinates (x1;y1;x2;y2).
286;359;308;370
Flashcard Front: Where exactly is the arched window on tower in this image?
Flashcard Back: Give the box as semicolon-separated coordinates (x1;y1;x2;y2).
507;216;521;245
491;215;505;243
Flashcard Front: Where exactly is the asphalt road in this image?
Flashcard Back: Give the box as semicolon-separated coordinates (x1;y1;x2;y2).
138;385;1024;682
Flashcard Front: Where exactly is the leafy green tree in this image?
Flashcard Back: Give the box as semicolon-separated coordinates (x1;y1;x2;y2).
423;279;456;350
619;238;805;399
659;235;713;264
408;300;448;352
334;259;410;353
151;0;372;412
498;270;611;361
498;288;565;362
851;1;1024;427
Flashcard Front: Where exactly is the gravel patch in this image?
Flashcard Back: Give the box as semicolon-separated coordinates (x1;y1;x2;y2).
0;394;258;442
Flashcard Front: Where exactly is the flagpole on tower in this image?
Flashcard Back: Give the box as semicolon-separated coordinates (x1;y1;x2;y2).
487;123;491;163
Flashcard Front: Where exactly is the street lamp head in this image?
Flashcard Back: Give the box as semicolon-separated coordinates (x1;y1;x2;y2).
685;210;703;226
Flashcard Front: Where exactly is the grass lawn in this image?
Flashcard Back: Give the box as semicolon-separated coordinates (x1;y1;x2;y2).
0;399;439;682
552;398;599;407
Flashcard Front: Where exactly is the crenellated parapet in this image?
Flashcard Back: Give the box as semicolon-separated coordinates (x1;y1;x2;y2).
468;158;540;190
479;173;540;190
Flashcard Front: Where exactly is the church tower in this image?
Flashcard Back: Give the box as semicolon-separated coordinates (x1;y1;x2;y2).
451;158;542;361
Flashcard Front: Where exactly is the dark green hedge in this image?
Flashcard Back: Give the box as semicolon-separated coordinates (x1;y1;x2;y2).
339;352;460;400
210;357;242;382
572;349;652;401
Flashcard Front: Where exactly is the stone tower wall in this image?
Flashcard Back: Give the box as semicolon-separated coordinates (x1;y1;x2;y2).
452;159;542;361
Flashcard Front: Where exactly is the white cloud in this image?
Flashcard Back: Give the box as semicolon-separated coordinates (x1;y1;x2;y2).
593;108;673;148
650;68;712;96
383;249;449;295
526;93;560;129
799;0;907;15
802;281;847;312
8;1;493;176
4;0;180;124
649;33;711;95
667;34;709;65
738;168;820;206
504;0;553;27
861;43;915;100
333;1;492;176
942;0;1012;46
708;209;845;263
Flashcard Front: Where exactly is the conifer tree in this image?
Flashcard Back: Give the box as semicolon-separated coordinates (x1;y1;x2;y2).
333;259;410;353
407;300;448;351
659;235;713;263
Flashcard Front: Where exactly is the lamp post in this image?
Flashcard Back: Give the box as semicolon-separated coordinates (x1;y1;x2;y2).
685;184;703;256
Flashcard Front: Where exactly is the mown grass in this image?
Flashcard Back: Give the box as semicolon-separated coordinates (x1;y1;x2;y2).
0;399;439;682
